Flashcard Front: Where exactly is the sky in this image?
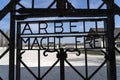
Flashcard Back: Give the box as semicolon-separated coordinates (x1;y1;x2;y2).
0;0;120;31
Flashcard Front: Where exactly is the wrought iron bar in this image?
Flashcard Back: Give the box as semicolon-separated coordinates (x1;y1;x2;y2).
20;60;38;79
17;18;106;23
0;29;9;41
114;32;120;40
0;48;9;59
85;49;88;79
43;49;59;56
9;0;16;79
32;0;34;8
66;0;75;10
0;77;3;80
0;0;20;20
65;49;81;56
98;2;105;9
56;0;66;9
0;0;120;80
65;59;85;80
16;9;120;19
105;0;117;79
115;47;120;54
40;59;59;80
48;0;57;9
87;0;90;9
59;48;66;80
38;50;41;79
16;21;21;80
88;59;107;79
17;2;26;8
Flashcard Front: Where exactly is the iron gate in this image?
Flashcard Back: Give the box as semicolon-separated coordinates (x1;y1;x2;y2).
15;18;110;80
0;0;120;80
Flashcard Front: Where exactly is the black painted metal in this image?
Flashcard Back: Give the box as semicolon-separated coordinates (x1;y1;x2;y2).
106;1;116;80
0;0;120;80
0;0;20;20
15;18;108;80
9;0;17;79
59;48;65;80
0;77;3;80
16;22;21;80
0;30;9;41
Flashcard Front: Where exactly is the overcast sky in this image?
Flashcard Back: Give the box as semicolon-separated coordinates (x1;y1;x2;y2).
0;0;120;30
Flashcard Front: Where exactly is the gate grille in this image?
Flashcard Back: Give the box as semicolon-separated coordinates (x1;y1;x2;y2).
15;18;109;80
0;0;120;80
0;29;9;80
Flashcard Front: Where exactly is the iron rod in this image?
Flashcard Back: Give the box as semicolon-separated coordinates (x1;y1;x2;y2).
85;49;88;79
60;48;65;80
16;22;21;80
106;0;117;80
38;50;41;78
9;0;16;79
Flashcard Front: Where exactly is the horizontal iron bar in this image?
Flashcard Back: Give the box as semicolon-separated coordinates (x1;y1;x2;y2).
17;18;106;23
20;32;105;37
15;8;120;19
20;48;106;51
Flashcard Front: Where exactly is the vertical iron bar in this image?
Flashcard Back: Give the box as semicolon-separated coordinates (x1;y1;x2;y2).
20;37;22;50
93;37;95;48
47;37;50;49
87;0;90;9
38;50;40;79
95;21;98;32
102;35;105;48
84;37;88;79
85;49;88;79
106;17;116;80
58;37;61;49
60;48;65;80
106;0;116;80
54;37;55;50
75;37;77;49
32;0;34;8
56;0;66;9
9;0;16;79
83;21;85;33
28;37;30;50
84;37;86;49
16;23;21;80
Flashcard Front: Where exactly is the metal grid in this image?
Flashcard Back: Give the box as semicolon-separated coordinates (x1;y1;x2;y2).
0;0;120;80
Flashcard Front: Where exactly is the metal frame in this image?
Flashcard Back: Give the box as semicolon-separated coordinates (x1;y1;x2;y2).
0;0;120;80
16;18;108;80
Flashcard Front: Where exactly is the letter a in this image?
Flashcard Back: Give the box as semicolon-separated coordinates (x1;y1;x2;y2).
22;23;33;34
